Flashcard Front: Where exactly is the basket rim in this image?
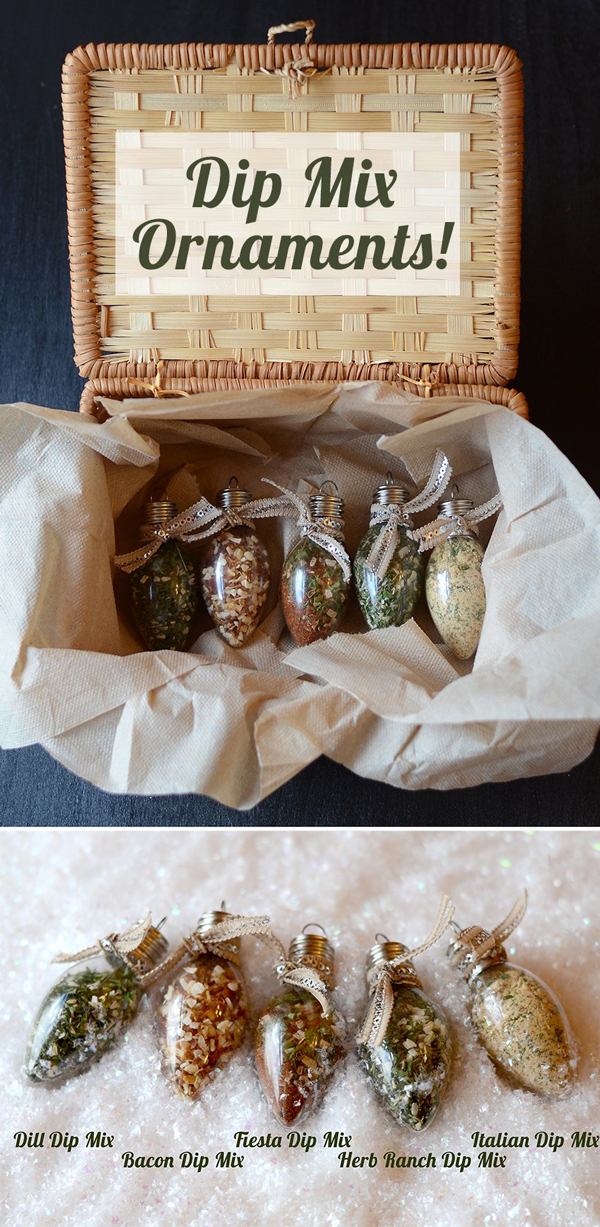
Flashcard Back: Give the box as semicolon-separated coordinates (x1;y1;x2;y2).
62;40;523;392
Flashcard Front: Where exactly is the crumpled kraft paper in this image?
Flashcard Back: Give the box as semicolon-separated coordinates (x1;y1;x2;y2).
0;383;599;806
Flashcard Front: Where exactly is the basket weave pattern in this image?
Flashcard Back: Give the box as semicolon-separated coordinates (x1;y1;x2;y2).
61;42;524;415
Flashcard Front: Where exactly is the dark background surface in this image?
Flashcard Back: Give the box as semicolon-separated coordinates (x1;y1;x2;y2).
1;0;599;825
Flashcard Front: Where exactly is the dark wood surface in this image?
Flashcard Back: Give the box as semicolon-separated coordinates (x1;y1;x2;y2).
1;0;599;825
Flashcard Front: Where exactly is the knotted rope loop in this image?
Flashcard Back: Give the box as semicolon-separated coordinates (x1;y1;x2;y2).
262;19;327;98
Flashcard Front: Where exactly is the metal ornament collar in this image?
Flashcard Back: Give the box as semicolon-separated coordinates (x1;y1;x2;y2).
410;491;503;553
448;890;528;983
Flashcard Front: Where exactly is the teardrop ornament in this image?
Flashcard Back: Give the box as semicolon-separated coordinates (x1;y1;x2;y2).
156;952;247;1097
426;535;486;659
280;485;350;646
254;927;346;1125
25;919;168;1083
354;478;425;630
129;498;199;650
358;978;452;1131
357;913;454;1131
200;481;270;647
448;896;577;1098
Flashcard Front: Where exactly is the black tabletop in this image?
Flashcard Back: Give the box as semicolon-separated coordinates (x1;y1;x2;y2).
1;0;599;825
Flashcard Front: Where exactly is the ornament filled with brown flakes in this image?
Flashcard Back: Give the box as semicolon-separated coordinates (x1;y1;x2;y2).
447;891;577;1098
25;916;169;1083
153;910;270;1099
199;479;270;647
254;925;346;1126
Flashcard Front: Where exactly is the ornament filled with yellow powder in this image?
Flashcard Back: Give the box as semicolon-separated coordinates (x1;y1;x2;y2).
410;485;502;660
447;891;577;1098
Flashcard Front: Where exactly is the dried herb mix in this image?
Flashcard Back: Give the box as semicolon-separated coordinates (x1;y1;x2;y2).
426;536;486;659
280;485;350;647
358;985;452;1130
25;961;141;1082
126;497;199;651
469;964;576;1098
130;539;199;651
448;894;577;1099
354;525;424;630
412;486;503;660
255;988;346;1126
200;526;270;647
156;954;247;1097
24;917;168;1085
281;540;350;646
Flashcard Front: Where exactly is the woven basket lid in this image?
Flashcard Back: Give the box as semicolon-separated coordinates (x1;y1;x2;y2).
62;36;523;395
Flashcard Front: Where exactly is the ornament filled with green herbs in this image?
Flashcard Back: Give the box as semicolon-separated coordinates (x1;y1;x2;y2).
279;483;351;646
354;474;426;630
25;917;168;1083
124;498;199;651
357;898;455;1131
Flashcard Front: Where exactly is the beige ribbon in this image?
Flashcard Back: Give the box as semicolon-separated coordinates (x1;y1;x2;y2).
358;894;455;1048
365;450;452;581
138;913;275;986
113;491;297;574
409;492;503;553
52;914;156;972
262;478;352;581
145;913;331;1011
455;890;529;965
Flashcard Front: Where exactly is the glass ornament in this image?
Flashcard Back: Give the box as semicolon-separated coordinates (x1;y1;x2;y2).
128;497;199;650
281;484;351;646
25;917;168;1084
200;479;270;647
153;908;248;1098
447;893;577;1098
354;474;425;630
357;936;453;1131
255;926;346;1126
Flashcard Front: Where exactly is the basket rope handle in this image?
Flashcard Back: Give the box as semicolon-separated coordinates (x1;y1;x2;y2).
267;19;315;46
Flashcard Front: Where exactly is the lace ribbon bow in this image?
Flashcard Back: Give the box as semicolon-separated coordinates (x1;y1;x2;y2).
365;450;452;581
52;914;156;970
358;895;455;1049
409;492;503;553
113;492;295;574
262;478;352;582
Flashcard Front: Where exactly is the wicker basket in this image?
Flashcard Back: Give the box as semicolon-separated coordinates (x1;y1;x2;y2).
61;28;527;418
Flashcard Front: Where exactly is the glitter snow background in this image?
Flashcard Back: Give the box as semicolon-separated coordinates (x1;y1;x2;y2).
1;827;598;1227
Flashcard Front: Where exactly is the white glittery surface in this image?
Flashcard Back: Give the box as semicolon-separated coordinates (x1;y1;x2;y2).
1;827;598;1227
